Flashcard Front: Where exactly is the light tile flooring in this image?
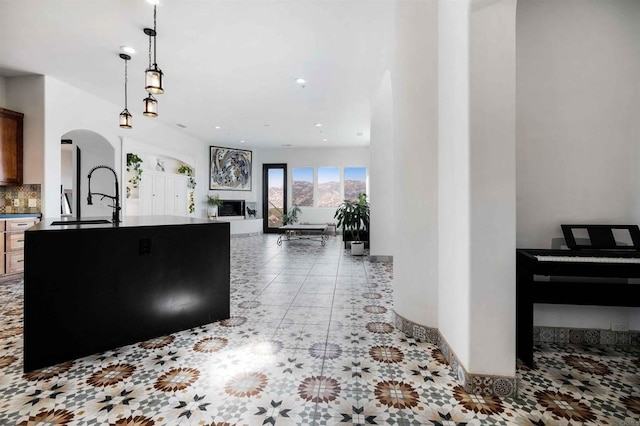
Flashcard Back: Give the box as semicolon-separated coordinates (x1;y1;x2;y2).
0;234;638;425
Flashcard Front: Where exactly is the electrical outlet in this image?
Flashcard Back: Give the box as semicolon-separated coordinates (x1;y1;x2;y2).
610;321;629;332
13;199;19;207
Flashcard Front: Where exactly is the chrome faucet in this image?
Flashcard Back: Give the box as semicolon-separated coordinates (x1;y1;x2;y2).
87;165;121;224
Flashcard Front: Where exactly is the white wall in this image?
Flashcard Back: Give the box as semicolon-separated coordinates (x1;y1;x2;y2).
369;71;395;258
438;0;516;377
6;76;45;186
517;0;640;330
393;0;439;330
259;147;369;226
0;76;6;107
468;0;516;376
5;76;208;219
438;0;471;370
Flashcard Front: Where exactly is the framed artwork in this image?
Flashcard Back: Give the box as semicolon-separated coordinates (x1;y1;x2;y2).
209;146;252;191
245;201;258;218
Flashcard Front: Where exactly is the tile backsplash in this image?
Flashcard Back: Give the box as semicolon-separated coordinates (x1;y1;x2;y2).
0;184;42;214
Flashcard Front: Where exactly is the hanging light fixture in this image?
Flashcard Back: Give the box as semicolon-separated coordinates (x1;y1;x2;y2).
143;93;158;117
144;4;164;94
143;28;159;117
119;53;132;129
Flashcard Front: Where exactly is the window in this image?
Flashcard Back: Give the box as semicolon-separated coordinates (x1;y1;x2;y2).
344;167;367;201
317;167;340;207
292;168;314;206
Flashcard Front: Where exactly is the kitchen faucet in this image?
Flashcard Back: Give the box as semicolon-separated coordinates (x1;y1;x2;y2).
87;165;121;224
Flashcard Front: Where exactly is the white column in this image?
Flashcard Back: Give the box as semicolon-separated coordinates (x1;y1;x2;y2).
369;71;395;260
392;0;439;328
438;0;516;376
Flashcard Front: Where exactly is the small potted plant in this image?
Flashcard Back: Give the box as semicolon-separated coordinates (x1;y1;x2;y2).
334;193;370;255
282;205;301;225
206;194;223;220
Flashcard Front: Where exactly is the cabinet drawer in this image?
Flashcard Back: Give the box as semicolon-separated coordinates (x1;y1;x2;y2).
7;252;24;273
6;232;25;251
7;219;37;231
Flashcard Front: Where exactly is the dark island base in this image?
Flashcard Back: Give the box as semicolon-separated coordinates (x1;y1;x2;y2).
24;218;230;372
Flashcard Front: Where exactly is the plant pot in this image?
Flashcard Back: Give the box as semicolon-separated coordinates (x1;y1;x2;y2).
350;241;365;256
343;230;369;249
207;206;218;220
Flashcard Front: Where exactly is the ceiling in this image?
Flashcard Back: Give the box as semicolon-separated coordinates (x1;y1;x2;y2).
0;0;393;150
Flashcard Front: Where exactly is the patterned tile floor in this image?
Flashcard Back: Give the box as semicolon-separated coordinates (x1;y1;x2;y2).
0;234;638;425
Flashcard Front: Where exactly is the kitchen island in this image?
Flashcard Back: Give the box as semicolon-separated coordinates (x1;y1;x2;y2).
24;216;230;372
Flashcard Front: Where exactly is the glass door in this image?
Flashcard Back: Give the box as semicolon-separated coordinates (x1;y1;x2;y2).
263;164;287;233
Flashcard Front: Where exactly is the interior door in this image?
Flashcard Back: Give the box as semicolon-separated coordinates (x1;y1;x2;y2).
165;176;176;216
263;164;287;233
173;176;187;216
152;173;166;215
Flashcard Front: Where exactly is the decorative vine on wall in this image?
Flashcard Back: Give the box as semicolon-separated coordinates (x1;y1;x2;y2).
178;164;196;214
126;153;143;188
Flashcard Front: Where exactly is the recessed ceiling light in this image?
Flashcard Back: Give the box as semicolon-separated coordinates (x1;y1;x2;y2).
240;140;245;143
264;124;270;127
146;0;160;5
295;78;306;85
214;126;221;129
176;123;187;128
357;132;363;136
282;144;292;147
322;139;328;142
315;123;323;127
120;46;136;55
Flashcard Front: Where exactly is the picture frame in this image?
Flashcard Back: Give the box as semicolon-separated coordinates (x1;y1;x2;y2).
209;146;252;191
245;201;258;218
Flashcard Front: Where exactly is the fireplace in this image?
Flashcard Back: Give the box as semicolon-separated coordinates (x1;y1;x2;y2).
219;200;245;217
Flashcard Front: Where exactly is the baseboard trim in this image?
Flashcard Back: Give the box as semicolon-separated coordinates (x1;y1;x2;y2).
394;311;517;398
369;255;393;263
230;232;263;238
534;326;639;346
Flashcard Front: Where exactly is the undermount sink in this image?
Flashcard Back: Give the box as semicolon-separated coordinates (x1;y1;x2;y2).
50;219;111;225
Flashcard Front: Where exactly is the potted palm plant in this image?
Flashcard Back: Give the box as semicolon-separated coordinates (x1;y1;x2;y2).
206;194;223;220
334;193;370;255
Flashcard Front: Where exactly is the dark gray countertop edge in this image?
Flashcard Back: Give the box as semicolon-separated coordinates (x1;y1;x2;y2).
30;215;229;231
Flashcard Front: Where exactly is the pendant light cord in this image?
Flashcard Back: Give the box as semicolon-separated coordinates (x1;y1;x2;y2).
148;32;152;68
153;5;158;66
124;57;128;109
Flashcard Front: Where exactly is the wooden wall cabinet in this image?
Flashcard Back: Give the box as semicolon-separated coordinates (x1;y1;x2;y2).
0;108;24;186
1;217;39;275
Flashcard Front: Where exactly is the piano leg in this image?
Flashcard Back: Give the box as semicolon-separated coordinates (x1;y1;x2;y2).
516;253;535;368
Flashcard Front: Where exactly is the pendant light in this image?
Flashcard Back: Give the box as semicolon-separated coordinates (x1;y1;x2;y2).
119;53;132;129
143;93;158;117
145;4;164;94
143;28;159;117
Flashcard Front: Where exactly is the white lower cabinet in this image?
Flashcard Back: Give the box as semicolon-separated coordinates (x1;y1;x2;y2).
139;170;188;216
